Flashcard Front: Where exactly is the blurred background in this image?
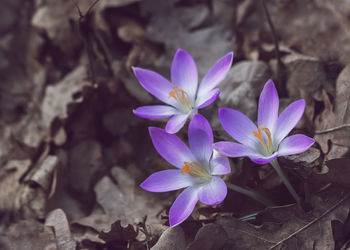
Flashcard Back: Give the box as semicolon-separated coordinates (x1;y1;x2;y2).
0;0;350;249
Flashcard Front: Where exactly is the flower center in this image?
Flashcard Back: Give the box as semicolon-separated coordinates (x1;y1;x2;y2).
181;161;209;178
253;126;273;154
169;84;192;111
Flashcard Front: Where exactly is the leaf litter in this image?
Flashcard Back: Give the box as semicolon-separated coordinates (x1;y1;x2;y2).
0;0;349;249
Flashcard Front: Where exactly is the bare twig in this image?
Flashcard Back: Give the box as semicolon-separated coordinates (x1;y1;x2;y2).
71;0;102;84
71;0;100;17
269;192;350;249
315;124;350;134
261;0;284;90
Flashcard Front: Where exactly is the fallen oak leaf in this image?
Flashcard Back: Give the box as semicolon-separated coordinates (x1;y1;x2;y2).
72;167;165;242
98;220;142;249
315;64;350;159
215;186;350;249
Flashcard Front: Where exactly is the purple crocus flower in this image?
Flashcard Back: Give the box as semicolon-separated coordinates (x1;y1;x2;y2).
140;114;231;226
132;49;233;134
215;80;315;165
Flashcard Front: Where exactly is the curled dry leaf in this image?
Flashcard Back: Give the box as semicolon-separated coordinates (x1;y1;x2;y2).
13;149;57;220
26;155;58;193
45;208;76;250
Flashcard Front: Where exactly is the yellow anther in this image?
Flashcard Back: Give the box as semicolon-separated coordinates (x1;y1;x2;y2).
169;85;192;110
253;126;272;154
181;161;207;178
260;127;272;149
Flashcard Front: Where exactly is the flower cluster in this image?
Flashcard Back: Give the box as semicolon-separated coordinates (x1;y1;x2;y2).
132;49;314;226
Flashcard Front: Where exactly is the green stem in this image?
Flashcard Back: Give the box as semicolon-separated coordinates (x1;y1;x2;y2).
270;159;300;203
238;211;261;221
226;182;274;207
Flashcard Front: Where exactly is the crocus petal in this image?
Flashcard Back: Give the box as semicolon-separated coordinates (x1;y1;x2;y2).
171;49;198;100
274;100;305;144
133;105;179;119
165;113;190;134
198;176;227;205
210;155;231;175
214;141;254;157
219;108;259;148
188;114;213;163
197;52;233;97
132;67;175;106
169;186;200;227
278;134;315;156
149;127;195;168
196;88;220;109
140;169;196;192
258;80;279;131
249;152;278;165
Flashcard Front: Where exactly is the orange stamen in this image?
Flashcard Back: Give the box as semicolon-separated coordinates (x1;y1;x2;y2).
181;165;190;174
261;127;272;149
181;161;207;178
253;126;272;153
169;85;192;110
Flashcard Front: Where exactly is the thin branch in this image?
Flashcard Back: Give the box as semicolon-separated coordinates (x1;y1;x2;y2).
269;192;350;249
315;124;350;134
261;0;283;84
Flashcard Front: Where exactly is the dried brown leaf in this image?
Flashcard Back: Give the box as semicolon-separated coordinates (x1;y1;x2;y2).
41;66;91;129
74;167;164;238
187;223;229;250
98;220;141;249
0;159;31;213
27;155;58;193
45;208;76;250
0;220;57;250
216;187;350;249
218;61;269;119
315;64;350;158
268;0;350;65
308;158;350;191
151;226;186;250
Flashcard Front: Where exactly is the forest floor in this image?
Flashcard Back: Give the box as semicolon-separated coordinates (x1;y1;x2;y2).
0;0;350;249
